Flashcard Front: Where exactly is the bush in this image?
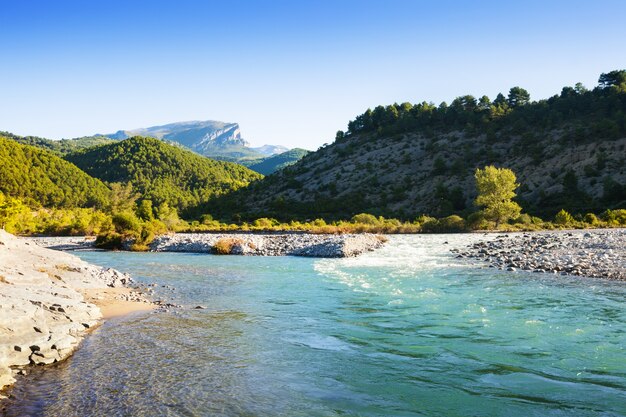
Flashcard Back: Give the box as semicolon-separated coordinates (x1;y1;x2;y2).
602;209;626;225
513;213;533;225
213;238;242;255
95;232;123;249
466;211;491;230
253;218;277;228
352;213;380;225
554;209;574;225
112;211;142;235
583;213;599;225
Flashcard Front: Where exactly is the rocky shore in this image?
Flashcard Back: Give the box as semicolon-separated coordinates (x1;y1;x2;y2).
455;229;626;280
0;230;152;393
149;233;387;257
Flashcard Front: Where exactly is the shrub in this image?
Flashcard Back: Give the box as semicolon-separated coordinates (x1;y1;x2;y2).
112;211;142;235
602;209;626;225
352;213;380;225
554;209;574;225
583;213;599;225
438;215;466;232
466;211;491;230
213;238;242;255
253;218;277;228
513;213;532;225
95;232;123;249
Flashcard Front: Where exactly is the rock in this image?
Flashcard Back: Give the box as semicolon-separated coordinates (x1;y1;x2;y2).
0;230;146;392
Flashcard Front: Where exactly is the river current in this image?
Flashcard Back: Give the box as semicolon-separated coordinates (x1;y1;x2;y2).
4;235;625;416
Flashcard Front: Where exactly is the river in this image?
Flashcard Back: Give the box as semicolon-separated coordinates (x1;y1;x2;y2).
4;235;625;416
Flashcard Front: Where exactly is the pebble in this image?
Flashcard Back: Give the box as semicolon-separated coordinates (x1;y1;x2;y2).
459;229;625;281
149;233;386;257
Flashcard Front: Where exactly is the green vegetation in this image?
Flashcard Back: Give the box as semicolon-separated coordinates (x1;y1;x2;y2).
204;70;626;221
65;136;263;216
1;72;625;244
474;166;522;226
247;148;310;175
0;136;111;208
344;70;626;140
0;131;115;155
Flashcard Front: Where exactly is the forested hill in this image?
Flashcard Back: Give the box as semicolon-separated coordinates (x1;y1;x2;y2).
65;136;263;216
0;136;111;208
0;131;115;155
205;70;626;221
247;148;310;175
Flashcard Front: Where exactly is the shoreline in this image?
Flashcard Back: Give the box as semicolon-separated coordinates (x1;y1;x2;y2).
80;288;155;319
0;230;154;396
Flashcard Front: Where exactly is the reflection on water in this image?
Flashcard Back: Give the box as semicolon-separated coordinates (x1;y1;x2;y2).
3;235;626;416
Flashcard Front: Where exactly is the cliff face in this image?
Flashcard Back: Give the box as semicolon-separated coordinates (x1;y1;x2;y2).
104;121;262;159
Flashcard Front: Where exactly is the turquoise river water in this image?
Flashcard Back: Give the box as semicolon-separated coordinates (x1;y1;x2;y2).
3;235;626;416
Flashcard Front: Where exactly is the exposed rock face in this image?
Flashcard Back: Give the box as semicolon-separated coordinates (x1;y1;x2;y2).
149;233;387;257
0;230;133;391
251;144;290;156
101;120;274;160
456;229;626;280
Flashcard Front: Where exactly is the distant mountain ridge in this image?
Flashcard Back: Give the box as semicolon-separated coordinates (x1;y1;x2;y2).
101;120;286;160
251;144;289;156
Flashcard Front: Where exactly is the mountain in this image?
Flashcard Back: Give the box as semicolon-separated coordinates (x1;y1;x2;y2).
0;131;115;155
0;136;111;208
247;148;311;175
204;71;626;221
102;120;269;160
251;144;290;156
65;136;263;216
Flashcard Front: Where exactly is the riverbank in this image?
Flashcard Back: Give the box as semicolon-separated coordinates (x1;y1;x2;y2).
456;228;626;280
0;230;153;393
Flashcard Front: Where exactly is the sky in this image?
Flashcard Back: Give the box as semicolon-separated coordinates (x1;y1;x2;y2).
1;0;625;149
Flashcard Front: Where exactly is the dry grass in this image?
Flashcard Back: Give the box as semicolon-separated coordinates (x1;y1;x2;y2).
213;238;243;255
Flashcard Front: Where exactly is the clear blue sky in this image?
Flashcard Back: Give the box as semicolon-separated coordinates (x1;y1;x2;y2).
1;0;624;149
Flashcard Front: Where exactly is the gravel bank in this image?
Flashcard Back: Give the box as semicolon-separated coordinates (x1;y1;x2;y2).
149;233;387;257
455;229;626;280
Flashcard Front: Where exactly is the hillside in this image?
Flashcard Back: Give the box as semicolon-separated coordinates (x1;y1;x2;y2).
65;136;263;215
205;71;626;221
0;131;115;155
248;148;311;175
0;136;111;208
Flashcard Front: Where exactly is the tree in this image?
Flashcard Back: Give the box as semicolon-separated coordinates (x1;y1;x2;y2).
108;182;139;214
0;193;27;229
507;87;530;107
598;70;626;90
136;199;154;221
474;166;522;226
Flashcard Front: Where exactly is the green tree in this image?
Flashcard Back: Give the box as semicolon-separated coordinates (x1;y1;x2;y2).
554;209;574;225
136;199;154;221
474;166;522;226
598;70;626;90
108;182;139;214
507;87;530;107
0;193;27;229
